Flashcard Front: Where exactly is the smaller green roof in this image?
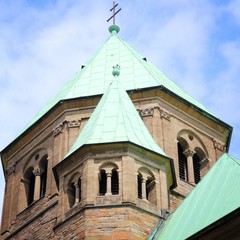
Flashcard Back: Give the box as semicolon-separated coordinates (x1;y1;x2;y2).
152;153;240;240
64;75;167;159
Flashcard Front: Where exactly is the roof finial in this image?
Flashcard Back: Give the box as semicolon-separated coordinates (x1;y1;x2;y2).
112;64;120;77
107;2;121;35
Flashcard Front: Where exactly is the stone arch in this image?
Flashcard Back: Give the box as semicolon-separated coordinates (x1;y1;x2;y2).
18;149;49;213
98;162;119;196
137;167;156;205
67;172;81;208
177;129;209;184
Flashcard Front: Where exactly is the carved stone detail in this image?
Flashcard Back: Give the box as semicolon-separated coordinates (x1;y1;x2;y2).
33;167;43;176
53;123;64;136
5;163;16;176
67;120;81;129
139;108;154;117
213;139;226;151
160;109;171;121
184;148;195;157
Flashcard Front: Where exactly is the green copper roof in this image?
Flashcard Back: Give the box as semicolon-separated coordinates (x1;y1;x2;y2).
64;76;167;159
152;153;240;240
20;26;211;136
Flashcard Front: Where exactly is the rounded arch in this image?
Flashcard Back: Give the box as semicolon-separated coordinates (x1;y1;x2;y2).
177;129;208;157
99;162;119;171
177;137;189;151
177;129;209;184
137;167;156;205
23;148;48;173
98;162;119;196
67;172;82;208
19;149;49;213
137;166;155;180
68;172;81;185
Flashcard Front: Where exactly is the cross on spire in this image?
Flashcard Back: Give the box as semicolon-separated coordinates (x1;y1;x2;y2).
107;2;121;25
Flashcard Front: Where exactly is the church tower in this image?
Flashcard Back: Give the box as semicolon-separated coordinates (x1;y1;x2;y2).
0;22;231;239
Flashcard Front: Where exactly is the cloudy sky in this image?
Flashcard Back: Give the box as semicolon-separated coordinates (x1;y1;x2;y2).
0;0;240;219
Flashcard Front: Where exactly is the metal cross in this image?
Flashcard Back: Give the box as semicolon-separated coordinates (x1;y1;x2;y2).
107;2;121;25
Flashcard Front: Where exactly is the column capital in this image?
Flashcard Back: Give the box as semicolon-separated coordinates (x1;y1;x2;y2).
106;172;112;177
33;167;43;176
184;148;195;157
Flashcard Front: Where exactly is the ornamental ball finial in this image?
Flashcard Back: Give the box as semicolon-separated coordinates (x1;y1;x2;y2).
112;64;120;77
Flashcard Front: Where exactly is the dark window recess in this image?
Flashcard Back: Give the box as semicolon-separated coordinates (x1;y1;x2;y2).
178;143;188;181
137;174;142;199
28;173;35;206
68;182;76;208
193;154;201;184
111;169;119;195
78;178;82;202
40;160;48;198
99;170;107;195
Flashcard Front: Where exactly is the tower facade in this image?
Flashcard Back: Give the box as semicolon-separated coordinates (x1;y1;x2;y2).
0;25;231;240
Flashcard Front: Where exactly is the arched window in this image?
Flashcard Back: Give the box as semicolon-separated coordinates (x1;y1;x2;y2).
99;163;119;196
137;168;156;205
193;153;201;184
68;177;81;208
178;142;188;181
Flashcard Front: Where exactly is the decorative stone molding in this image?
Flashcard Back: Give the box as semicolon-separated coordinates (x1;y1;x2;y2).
139;108;154;117
183;148;195;157
160;109;171;121
213;139;226;151
53;123;64;136
67;120;81;129
94;157;121;164
5;163;16;176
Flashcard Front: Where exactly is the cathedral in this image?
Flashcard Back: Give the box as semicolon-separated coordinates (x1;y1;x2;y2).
1;19;240;240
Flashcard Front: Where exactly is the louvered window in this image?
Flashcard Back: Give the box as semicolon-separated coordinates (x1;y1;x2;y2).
193;154;201;184
178;143;188;181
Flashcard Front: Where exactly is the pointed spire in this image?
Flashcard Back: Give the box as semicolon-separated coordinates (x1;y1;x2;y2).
64;70;167;159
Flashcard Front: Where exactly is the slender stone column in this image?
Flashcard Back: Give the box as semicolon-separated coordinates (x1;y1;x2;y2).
33;168;43;201
141;178;147;200
75;182;80;204
184;149;195;183
106;172;112;195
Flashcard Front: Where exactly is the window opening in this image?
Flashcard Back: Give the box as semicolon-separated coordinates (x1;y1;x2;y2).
137;174;142;199
178;143;188;181
193;153;201;184
111;169;119;195
99;170;107;195
40;158;48;198
68;182;76;208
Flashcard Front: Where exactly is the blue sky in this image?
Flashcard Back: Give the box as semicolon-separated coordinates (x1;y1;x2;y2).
0;0;240;220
